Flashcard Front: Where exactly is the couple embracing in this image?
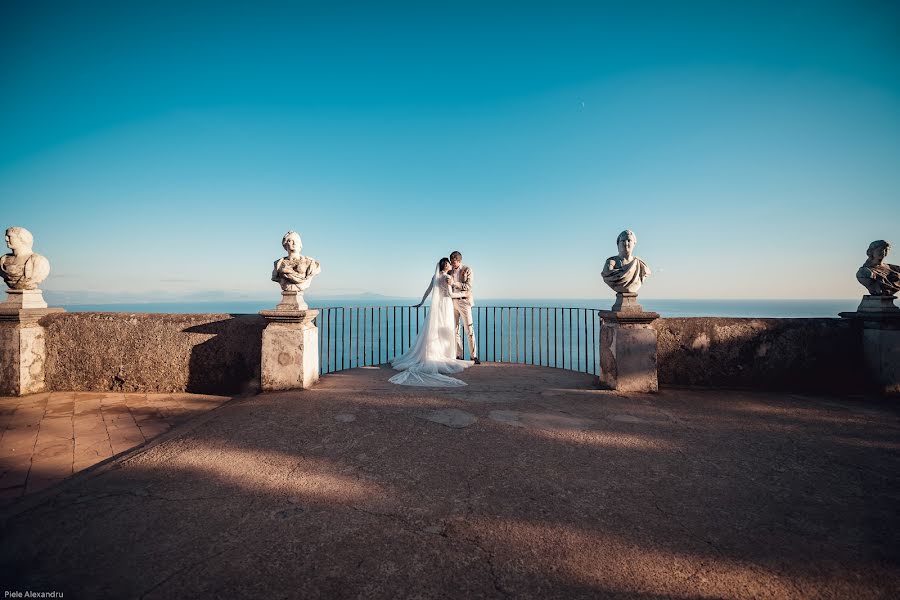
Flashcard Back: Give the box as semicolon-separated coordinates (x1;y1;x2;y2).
389;251;480;387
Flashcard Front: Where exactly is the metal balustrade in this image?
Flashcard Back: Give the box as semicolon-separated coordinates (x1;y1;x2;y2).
313;305;600;376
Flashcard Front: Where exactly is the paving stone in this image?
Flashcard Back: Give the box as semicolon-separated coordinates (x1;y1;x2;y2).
131;411;162;423
36;417;74;441
73;418;108;436
1;390;228;502
73;446;113;471
74;440;113;463
109;432;146;455
0;429;41;459
488;410;525;426
7;408;46;428
423;408;476;429
136;422;170;440
32;441;73;460
17;392;51;404
73;402;102;415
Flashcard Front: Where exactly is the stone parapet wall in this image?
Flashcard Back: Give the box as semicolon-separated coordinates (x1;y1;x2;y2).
655;317;863;392
41;312;265;394
18;312;867;395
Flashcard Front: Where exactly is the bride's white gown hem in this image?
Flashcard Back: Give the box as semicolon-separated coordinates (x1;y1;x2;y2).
389;267;473;387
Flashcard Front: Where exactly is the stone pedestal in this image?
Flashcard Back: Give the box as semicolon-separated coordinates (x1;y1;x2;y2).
597;308;660;393
841;300;900;395
855;295;900;314
611;292;643;312
0;307;64;396
4;289;48;309
276;290;308;311
259;309;319;391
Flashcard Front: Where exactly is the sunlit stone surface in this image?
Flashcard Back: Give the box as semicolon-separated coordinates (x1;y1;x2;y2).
598;229;659;392
1;226;50;309
259;311;319;391
261;231;322;391
0;226;64;395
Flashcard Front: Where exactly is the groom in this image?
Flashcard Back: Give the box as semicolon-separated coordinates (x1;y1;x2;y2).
449;250;480;364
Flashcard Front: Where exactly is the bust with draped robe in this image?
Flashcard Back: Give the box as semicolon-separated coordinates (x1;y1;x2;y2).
602;230;650;294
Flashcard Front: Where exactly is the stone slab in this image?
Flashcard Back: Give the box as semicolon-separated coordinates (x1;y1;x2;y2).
598;309;660;324
0;321;48;396
856;295;900;313
1;289;48;309
261;321;319;391
599;321;659;392
423;408;476;428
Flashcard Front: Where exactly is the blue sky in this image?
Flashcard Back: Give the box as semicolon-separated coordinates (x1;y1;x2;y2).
1;0;899;300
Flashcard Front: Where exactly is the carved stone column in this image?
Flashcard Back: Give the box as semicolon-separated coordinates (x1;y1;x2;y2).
259;309;319;391
0;225;61;395
0;307;64;396
597;305;660;393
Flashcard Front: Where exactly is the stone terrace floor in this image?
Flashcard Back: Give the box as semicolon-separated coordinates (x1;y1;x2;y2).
1;364;899;599
0;391;230;504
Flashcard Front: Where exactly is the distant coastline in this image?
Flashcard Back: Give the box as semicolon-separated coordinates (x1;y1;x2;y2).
55;298;860;318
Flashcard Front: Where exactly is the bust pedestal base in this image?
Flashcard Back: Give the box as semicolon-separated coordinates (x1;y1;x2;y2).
0;307;65;396
3;289;48;309
276;290;308;311
611;292;644;312
597;309;660;393
260;309;319;391
841;299;900;395
854;295;900;313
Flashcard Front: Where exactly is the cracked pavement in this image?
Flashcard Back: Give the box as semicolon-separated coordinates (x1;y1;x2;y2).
1;363;899;599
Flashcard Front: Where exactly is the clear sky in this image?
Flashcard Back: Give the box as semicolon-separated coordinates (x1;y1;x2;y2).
1;0;899;301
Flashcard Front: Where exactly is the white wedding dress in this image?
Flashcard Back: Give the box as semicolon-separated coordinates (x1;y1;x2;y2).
389;266;474;387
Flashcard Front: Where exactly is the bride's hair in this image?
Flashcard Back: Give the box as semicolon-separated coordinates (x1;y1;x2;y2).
438;257;451;271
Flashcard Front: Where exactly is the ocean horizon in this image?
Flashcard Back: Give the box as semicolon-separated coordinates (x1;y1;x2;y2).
55;297;861;319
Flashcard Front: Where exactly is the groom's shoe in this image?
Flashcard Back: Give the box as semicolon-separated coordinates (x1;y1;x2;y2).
456;355;463;360
473;357;481;365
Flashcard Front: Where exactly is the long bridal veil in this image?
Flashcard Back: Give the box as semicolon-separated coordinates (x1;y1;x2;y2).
389;264;472;387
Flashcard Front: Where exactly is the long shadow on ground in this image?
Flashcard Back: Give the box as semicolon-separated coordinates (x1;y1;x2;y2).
1;364;899;599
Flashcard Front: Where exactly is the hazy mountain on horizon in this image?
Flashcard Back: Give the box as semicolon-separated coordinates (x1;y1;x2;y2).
43;289;409;305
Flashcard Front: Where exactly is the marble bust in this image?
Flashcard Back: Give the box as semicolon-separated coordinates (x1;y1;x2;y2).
857;240;900;297
602;230;651;294
1;226;50;290
272;231;320;310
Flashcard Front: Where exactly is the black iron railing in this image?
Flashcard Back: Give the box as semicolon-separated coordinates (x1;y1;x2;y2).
314;305;600;376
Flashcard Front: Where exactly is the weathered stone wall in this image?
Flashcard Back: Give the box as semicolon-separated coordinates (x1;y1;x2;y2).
655;317;864;391
29;312;866;395
42;313;266;394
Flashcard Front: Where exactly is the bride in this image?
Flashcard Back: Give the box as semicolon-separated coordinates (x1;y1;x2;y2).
389;257;474;386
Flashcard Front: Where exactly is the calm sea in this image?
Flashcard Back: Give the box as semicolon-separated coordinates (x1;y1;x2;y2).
59;298;859;318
